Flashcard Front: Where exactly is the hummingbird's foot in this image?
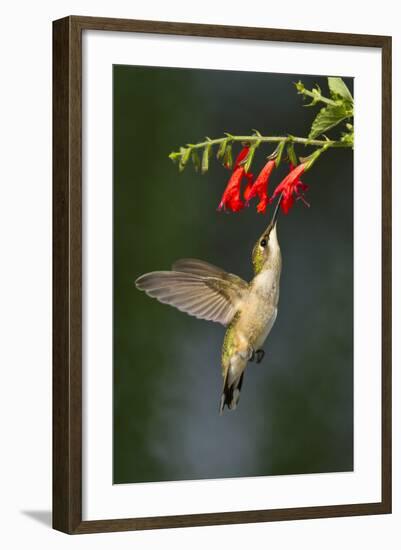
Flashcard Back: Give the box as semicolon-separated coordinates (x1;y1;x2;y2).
255;349;265;364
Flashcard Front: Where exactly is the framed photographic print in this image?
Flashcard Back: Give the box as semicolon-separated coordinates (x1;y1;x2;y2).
53;16;392;534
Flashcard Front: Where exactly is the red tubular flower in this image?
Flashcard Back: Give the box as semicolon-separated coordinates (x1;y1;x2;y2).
271;163;308;214
219;146;252;212
232;145;250;170
218;166;245;212
244;159;275;214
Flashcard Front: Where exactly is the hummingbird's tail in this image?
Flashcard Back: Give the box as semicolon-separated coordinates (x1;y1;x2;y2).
219;371;244;414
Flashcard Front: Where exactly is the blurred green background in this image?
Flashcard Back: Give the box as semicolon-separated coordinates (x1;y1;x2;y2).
113;66;353;484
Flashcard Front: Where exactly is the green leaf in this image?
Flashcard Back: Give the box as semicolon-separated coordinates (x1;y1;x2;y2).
182;147;191;163
216;139;227;160
168;153;178;164
341;128;354;147
243;144;257;173
241;136;261;173
274;141;286;167
223;143;233;169
295;80;305;94
328;77;353;102
191;150;200;171
286;142;298;166
201;144;212;174
178;147;191;172
308;103;352;139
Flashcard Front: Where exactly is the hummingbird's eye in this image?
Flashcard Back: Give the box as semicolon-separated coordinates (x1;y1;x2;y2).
260;238;267;248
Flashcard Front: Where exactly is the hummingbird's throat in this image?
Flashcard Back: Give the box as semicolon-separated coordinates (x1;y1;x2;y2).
252;246;265;275
252;225;281;275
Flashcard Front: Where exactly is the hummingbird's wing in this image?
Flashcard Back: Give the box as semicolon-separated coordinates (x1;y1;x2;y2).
135;259;248;326
171;258;246;289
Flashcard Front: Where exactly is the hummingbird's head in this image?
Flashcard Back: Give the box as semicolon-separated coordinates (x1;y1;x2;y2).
252;198;282;275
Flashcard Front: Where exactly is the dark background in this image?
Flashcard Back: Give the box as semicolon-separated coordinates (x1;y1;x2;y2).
113;66;353;484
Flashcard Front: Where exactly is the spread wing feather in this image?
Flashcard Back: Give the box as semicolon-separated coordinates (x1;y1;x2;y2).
135;260;248;326
172;258;248;291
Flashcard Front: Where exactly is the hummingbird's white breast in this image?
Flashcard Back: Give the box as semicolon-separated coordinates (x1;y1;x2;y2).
236;267;280;350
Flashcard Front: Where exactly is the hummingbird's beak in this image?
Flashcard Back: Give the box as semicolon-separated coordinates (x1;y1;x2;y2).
271;193;282;227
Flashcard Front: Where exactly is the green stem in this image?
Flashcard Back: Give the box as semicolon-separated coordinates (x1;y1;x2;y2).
185;134;351;151
299;88;339;107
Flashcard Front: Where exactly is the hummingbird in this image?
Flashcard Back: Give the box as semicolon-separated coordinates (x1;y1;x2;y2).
135;199;282;413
